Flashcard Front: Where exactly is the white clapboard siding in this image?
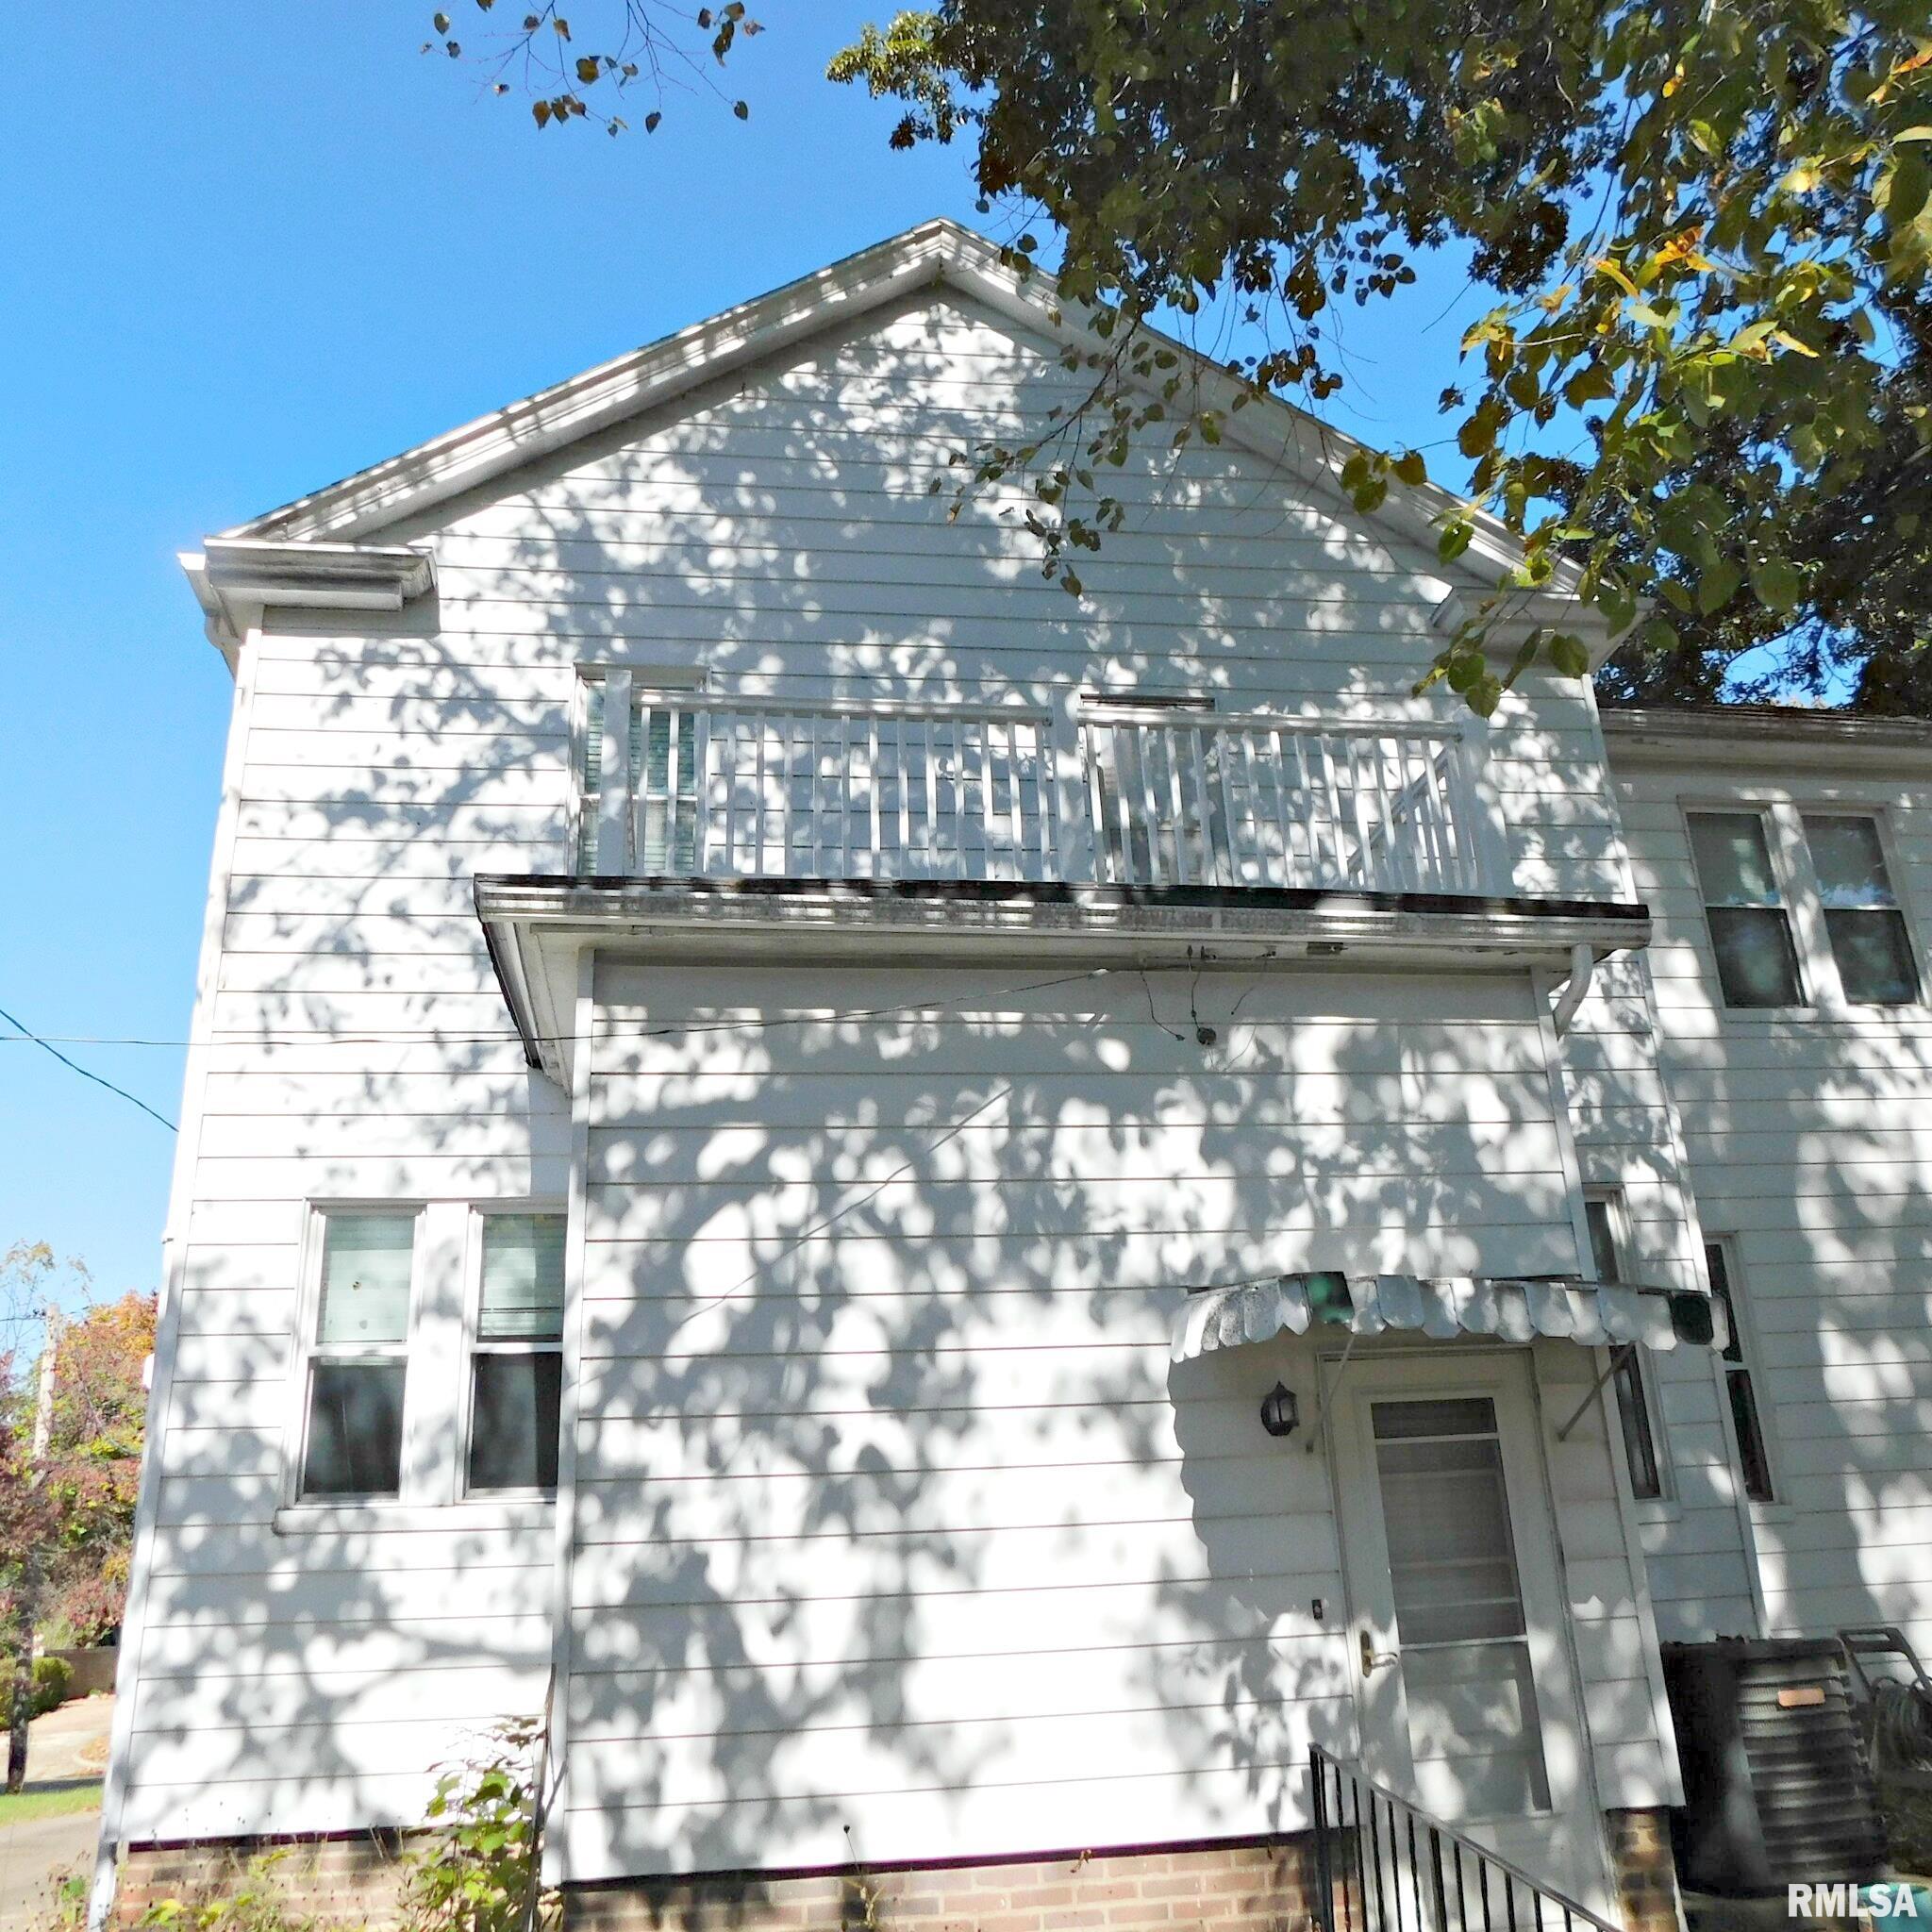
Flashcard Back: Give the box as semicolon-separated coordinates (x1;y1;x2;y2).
130;276;1687;1868
1607;758;1932;1660
556;957;1669;1877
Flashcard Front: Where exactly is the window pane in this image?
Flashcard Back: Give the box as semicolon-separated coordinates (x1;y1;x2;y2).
583;682;604;791
1706;1264;1744;1367
1584;1197;1620;1282
1688;812;1781;907
1825;908;1921;1005
1612;1351;1662;1500
1707;907;1805;1008
1727;1368;1775;1503
469;1353;562;1491
1372;1397;1497;1441
317;1213;415;1344
1804;815;1897;908
303;1361;406;1497
479;1214;567;1340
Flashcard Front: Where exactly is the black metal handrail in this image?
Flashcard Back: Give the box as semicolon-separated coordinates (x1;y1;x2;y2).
1309;1745;1622;1932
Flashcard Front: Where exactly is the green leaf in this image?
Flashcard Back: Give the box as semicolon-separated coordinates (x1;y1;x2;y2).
1438;520;1474;562
1750;558;1802;612
1392;450;1427;486
1549;632;1591;678
1696;558;1743;613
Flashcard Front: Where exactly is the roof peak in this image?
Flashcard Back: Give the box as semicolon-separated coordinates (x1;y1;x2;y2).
199;214;1578;626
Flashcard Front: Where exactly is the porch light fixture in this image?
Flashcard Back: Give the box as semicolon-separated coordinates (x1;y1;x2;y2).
1259;1382;1300;1439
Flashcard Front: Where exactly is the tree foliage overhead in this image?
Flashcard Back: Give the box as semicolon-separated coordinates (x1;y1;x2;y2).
830;0;1932;712
434;0;1932;712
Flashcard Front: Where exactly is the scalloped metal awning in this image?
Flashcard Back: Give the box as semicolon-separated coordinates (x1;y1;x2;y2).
1171;1271;1726;1364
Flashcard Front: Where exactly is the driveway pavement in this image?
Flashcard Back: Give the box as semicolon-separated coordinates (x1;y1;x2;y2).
0;1695;114;1932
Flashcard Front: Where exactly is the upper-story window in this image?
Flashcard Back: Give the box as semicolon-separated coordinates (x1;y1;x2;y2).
1804;813;1921;1006
1687;811;1805;1008
1687;807;1921;1010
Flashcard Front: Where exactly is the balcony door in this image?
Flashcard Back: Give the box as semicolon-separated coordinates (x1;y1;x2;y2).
1328;1352;1611;1912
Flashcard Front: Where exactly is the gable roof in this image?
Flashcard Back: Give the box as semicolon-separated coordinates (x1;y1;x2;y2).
191;218;1589;646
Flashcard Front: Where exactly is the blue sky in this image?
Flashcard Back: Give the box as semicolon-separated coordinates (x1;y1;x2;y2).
0;5;1500;1309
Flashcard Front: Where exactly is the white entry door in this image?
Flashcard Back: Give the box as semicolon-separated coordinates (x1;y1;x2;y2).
1328;1352;1609;1910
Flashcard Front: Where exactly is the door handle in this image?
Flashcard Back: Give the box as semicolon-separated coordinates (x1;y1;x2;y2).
1359;1631;1397;1677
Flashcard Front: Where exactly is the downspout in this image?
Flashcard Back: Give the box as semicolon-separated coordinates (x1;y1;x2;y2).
1549;942;1595;1036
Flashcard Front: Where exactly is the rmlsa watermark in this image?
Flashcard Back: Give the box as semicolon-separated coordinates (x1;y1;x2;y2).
1789;1884;1921;1919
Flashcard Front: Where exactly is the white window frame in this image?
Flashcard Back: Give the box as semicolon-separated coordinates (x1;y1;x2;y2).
287;1203;427;1507
1580;1186;1672;1503
1797;807;1925;1008
575;663;709;876
459;1203;569;1501
1681;798;1926;1015
1704;1234;1781;1507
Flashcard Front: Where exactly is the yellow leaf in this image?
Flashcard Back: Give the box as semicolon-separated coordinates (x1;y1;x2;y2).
1593;257;1640;297
1771;327;1821;357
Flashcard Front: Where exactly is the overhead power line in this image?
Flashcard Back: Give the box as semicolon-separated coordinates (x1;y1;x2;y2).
0;967;1160;1053
0;1004;178;1134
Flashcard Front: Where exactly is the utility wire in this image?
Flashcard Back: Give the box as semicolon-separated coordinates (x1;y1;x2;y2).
0;1004;177;1134
0;965;1220;1053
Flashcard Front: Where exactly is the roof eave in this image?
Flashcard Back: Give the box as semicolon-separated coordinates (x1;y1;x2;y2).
1602;704;1932;767
214;217;1586;621
181;537;437;661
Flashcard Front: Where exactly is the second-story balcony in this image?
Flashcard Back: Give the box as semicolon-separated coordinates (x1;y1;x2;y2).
575;687;1491;898
482;686;1651;1082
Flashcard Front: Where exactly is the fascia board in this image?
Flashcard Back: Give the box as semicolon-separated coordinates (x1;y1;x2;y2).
212;217;1580;625
225;222;964;545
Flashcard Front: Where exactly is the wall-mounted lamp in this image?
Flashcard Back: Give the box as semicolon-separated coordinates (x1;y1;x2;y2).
1259;1382;1300;1440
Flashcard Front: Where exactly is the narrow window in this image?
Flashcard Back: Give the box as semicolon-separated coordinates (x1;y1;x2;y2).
1583;1191;1663;1501
576;680;604;874
1803;814;1921;1006
468;1213;567;1494
301;1211;416;1499
1705;1239;1774;1503
575;680;644;874
1687;811;1806;1008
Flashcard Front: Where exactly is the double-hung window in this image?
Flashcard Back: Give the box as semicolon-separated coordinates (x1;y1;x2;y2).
1705;1238;1775;1504
1804;814;1922;1006
468;1212;566;1494
301;1210;418;1499
1687;811;1806;1008
1582;1190;1665;1501
1687;806;1922;1011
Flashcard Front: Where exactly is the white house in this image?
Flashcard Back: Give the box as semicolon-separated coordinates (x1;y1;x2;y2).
95;220;1932;1932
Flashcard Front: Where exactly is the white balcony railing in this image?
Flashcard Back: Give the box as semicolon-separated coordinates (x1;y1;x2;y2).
583;691;1061;882
579;685;1487;897
1082;708;1483;894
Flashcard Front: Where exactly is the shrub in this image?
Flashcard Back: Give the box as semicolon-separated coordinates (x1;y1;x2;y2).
30;1656;73;1717
137;1849;328;1932
402;1720;555;1932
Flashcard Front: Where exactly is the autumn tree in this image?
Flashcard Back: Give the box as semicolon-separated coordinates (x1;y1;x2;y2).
1;1245;154;1790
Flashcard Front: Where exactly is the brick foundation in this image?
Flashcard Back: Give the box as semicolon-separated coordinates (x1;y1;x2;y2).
568;1835;1331;1932
115;1833;1328;1932
1606;1809;1686;1932
116;1834;414;1929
